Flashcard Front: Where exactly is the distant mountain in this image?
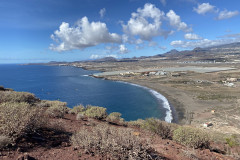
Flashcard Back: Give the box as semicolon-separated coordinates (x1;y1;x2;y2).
161;42;240;58
91;57;118;62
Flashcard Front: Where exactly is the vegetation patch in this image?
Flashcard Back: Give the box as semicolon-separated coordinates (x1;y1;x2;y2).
71;124;159;159
84;106;107;120
45;101;68;118
142;118;177;139
173;126;210;149
69;104;85;114
106;112;124;125
0;102;45;141
0;91;39;104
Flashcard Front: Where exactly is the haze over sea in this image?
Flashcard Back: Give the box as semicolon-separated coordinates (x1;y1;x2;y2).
0;64;170;121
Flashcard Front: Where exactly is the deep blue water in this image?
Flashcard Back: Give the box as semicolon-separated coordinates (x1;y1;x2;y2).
0;64;168;121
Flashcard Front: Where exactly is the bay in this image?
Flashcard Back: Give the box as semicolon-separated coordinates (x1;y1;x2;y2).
0;64;168;121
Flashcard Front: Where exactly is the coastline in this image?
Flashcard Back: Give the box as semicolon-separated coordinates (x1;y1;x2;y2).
96;76;185;124
51;64;182;124
115;80;174;123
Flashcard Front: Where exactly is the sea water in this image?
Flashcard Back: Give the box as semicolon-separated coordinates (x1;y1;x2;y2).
0;64;172;122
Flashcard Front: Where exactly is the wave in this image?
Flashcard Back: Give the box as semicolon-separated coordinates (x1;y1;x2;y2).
117;81;173;123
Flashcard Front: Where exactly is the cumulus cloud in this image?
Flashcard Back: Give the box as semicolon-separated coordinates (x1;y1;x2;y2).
122;3;165;41
90;54;118;59
122;3;191;44
166;10;192;32
184;33;202;40
50;17;121;51
171;37;240;48
99;8;106;18
119;44;128;54
160;0;166;6
217;10;239;20
193;3;216;15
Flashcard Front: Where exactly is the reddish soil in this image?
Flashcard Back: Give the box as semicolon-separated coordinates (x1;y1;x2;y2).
0;114;238;160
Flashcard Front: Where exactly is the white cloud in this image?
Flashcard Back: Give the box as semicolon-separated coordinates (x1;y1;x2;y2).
99;8;106;18
193;3;216;15
119;44;128;54
122;3;165;41
166;10;192;32
90;54;118;59
160;0;166;6
50;17;121;52
217;10;239;20
184;33;202;40
171;37;240;48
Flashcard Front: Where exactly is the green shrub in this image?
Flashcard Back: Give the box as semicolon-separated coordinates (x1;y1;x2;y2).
0;91;39;104
142;118;176;139
71;124;157;159
69;104;85;114
173;126;210;149
0;135;12;149
84;106;107;120
106;112;124;124
45;101;68;118
0;102;45;140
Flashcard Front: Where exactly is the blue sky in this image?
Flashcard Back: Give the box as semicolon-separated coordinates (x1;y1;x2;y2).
0;0;240;63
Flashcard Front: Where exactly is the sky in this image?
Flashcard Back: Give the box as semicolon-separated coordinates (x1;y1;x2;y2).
0;0;240;64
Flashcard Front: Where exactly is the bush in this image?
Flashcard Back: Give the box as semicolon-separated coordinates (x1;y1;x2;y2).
71;124;157;159
106;112;124;124
84;106;107;120
128;119;145;128
69;104;85;114
0;91;39;104
225;135;239;147
0;102;45;140
173;126;210;149
142;118;176;139
45;101;68;118
0;135;12;149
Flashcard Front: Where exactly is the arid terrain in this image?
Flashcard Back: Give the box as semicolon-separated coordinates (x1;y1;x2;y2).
63;59;240;136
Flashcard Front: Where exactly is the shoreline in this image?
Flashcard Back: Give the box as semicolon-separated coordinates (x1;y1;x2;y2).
115;80;174;123
97;76;185;124
59;65;181;123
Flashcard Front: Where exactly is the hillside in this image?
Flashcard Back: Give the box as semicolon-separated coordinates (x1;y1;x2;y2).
155;42;240;62
0;86;239;159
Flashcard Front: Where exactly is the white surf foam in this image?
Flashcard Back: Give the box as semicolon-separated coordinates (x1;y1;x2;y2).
117;81;173;123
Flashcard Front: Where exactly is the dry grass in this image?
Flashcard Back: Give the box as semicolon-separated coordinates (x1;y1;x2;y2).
71;124;158;159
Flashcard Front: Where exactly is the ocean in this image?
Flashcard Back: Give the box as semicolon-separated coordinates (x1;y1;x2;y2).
0;64;172;122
